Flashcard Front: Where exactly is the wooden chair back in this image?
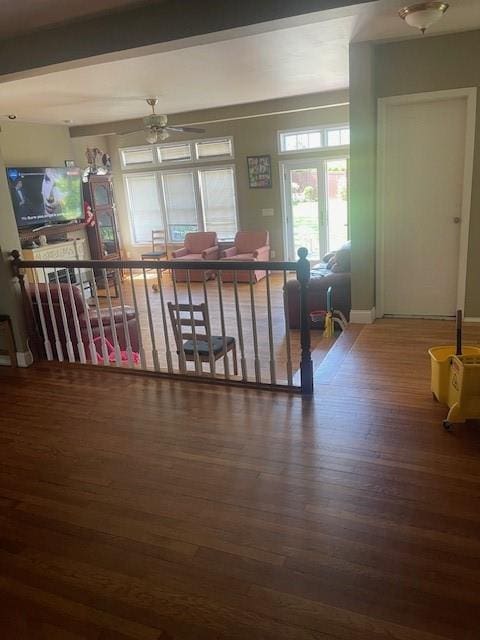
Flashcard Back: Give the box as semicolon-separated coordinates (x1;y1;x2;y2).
152;229;168;256
168;302;211;346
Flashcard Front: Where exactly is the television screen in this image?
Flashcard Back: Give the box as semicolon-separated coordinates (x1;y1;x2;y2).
6;167;83;229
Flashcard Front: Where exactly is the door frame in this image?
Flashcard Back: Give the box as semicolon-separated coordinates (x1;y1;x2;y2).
279;153;349;262
376;87;477;318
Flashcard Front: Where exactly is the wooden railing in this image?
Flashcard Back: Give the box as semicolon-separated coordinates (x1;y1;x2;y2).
9;249;313;394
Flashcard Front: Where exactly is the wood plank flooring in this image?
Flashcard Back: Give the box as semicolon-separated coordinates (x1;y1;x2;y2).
1;318;480;639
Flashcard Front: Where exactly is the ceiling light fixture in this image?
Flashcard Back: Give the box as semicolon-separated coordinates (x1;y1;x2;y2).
399;2;449;34
145;129;158;144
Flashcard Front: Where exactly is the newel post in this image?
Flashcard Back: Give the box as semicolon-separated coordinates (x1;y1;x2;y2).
297;247;313;396
9;249;41;361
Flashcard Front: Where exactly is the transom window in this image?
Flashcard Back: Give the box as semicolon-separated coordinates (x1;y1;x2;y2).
120;136;234;168
278;125;349;153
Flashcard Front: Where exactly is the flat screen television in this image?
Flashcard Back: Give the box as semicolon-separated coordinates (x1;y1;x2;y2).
6;166;83;229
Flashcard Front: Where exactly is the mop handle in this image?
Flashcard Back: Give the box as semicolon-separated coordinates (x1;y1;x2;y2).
456;309;463;356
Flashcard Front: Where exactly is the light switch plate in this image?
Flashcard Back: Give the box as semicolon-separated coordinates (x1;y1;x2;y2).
261;208;274;217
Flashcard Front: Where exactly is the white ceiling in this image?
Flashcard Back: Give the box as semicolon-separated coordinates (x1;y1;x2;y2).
0;0;478;127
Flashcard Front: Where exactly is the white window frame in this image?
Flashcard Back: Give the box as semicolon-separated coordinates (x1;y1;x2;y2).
277;124;350;154
119;136;234;169
124;164;239;245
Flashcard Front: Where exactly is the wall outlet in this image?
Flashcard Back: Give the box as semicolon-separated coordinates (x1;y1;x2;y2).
261;208;274;217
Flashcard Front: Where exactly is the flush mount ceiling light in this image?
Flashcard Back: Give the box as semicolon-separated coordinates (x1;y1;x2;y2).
399;2;449;34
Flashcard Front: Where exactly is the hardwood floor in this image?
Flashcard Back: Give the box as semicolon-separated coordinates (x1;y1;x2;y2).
1;318;480;639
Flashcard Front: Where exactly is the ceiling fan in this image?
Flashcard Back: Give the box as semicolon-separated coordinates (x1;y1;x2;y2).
121;98;205;144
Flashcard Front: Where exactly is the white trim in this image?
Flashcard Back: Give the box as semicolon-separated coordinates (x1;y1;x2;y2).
464;317;480;323
0;350;33;367
376;87;477;318
350;308;376;324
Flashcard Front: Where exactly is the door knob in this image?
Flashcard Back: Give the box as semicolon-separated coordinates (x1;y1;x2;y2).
453;217;461;224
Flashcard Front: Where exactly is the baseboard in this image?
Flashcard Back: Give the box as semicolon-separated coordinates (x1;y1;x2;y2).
349;308;376;324
464;317;480;323
0;350;33;368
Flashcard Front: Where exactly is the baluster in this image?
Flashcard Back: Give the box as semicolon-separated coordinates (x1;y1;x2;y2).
171;268;187;374
128;268;146;369
233;271;247;380
54;268;75;363
283;270;293;386
42;268;63;361
249;270;261;383
216;269;229;379
90;271;110;365
31;268;53;360
103;268;122;367
65;269;86;364
155;268;173;373
77;267;98;364
116;269;134;368
202;271;216;376
186;269;202;374
265;269;276;385
142;267;160;371
297;247;313;395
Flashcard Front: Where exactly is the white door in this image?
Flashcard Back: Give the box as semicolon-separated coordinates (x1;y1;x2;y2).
378;92;475;317
282;158;349;261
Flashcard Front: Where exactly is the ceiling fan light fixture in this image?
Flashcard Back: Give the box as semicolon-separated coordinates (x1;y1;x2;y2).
145;128;158;144
158;129;170;141
399;2;449;34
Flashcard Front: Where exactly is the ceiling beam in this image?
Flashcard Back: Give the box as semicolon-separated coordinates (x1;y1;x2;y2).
0;0;372;77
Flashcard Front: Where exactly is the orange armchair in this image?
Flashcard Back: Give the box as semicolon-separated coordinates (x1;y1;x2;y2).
171;231;219;281
220;231;270;282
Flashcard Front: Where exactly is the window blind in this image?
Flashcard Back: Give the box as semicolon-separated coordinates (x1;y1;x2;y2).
161;172;198;242
125;173;163;244
199;167;237;241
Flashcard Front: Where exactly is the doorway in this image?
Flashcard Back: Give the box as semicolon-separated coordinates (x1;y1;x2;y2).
377;89;476;317
281;158;349;262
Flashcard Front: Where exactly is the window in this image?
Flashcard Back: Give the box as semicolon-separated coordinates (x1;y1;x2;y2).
121;147;155;167
196;138;233;159
124;173;163;244
120;136;234;168
199;167;237;241
125;166;238;244
279;125;349;153
326;127;350;147
161;172;199;242
158;143;192;163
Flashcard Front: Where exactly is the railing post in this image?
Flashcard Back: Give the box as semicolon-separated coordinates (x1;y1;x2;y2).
297;247;313;396
9;249;42;361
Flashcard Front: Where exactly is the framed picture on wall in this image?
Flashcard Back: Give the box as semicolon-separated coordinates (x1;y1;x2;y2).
247;154;272;188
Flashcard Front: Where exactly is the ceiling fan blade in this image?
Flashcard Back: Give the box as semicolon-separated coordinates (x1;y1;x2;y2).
116;128;143;135
166;125;206;133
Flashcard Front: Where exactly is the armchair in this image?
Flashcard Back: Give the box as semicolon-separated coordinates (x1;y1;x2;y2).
30;283;140;361
220;231;270;282
171;231;219;282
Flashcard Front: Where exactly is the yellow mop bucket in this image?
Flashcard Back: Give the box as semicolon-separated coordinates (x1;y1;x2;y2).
429;310;480;430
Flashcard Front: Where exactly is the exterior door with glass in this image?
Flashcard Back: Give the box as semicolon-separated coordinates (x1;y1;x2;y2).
282;158;348;262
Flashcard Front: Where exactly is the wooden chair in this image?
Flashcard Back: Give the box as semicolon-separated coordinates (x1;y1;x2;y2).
0;315;17;367
168;302;237;375
141;230;168;291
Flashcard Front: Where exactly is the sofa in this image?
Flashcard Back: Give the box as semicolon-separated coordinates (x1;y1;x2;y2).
285;242;351;329
30;283;140;361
